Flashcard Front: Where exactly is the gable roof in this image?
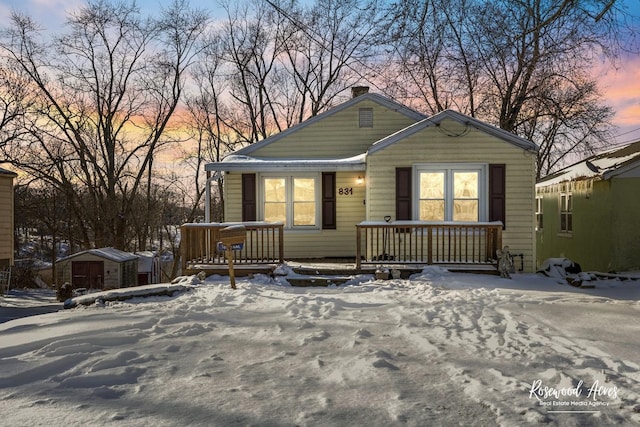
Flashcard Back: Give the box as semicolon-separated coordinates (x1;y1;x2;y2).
368;109;538;154
226;93;427;157
60;247;138;263
205;104;538;173
537;140;640;186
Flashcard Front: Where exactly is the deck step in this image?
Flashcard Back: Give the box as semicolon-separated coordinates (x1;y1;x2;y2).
286;276;352;287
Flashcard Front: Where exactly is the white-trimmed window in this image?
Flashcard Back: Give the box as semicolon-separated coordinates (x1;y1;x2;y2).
560;191;572;233
414;164;487;222
261;175;319;228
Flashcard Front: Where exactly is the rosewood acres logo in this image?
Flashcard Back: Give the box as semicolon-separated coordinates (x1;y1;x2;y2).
528;378;619;411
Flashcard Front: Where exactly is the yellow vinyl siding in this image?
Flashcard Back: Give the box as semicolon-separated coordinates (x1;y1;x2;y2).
221;114;536;269
224;172;365;258
366;119;536;272
0;174;15;265
225;173;243;221
249;100;418;159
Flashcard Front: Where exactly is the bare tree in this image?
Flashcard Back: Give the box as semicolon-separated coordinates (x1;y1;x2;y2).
274;0;383;122
383;0;626;177
14;182;71;284
0;0;208;250
214;0;381;144
184;33;239;221
0;61;35;151
215;0;286;143
377;0;460;114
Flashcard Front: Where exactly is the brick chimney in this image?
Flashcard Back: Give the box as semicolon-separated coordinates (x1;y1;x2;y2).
351;86;369;98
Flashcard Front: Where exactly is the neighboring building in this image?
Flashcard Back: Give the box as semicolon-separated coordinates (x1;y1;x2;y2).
0;167;17;269
56;248;139;289
536;141;640;273
136;251;161;285
204;89;539;272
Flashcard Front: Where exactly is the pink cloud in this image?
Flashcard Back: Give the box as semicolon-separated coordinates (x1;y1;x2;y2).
592;53;640;143
598;56;640;128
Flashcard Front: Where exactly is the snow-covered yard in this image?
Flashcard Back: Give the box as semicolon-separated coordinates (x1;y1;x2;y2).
1;266;639;426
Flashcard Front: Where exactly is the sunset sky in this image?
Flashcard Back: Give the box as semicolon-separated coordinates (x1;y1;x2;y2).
1;0;639;146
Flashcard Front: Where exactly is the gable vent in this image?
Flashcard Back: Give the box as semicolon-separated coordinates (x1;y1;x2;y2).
359;108;373;128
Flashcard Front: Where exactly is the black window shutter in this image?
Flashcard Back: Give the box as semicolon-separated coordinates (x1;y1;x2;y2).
241;174;256;221
396;167;412;220
322;172;336;229
489;164;506;228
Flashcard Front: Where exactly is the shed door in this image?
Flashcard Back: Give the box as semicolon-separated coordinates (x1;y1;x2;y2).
72;261;104;289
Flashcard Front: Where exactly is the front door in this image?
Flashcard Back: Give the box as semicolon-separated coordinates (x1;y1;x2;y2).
72;261;104;289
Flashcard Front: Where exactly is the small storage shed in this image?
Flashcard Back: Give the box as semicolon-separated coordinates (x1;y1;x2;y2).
56;248;139;290
135;251;161;285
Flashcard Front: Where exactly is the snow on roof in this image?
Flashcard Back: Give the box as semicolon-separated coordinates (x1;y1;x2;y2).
61;247;138;263
135;251;158;271
537;140;640;186
206;153;367;172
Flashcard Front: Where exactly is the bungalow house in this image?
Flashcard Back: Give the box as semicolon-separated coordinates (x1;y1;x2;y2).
198;89;538;272
536;141;640;272
56;247;138;290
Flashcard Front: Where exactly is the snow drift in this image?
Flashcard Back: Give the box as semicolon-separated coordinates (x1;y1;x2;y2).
1;267;639;426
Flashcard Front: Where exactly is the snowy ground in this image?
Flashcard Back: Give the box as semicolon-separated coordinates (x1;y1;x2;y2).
0;289;61;324
1;266;639;426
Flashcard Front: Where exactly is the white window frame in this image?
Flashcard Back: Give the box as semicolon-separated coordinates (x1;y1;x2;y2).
413;163;488;222
559;191;572;234
259;173;321;230
535;196;543;231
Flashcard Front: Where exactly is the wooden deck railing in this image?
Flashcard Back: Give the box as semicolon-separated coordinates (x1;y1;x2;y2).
181;222;284;271
356;221;503;269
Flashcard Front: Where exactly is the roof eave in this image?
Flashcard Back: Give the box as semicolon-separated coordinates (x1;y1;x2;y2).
602;160;640;180
368;109;539;155
205;161;366;173
0;167;18;177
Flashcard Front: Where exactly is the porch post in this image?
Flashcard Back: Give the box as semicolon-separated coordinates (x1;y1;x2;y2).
356;225;362;270
278;224;285;263
204;171;221;223
427;225;433;264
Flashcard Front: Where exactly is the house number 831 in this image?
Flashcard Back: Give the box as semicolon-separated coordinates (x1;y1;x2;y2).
338;187;353;195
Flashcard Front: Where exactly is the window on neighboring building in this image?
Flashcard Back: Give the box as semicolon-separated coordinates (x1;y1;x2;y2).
359;108;373;128
535;196;543;230
262;175;318;228
560;192;572;233
415;165;486;222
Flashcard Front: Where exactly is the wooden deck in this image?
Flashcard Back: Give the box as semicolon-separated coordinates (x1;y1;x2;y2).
183;258;499;282
180;221;502;280
181;222;284;275
356;221;503;269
